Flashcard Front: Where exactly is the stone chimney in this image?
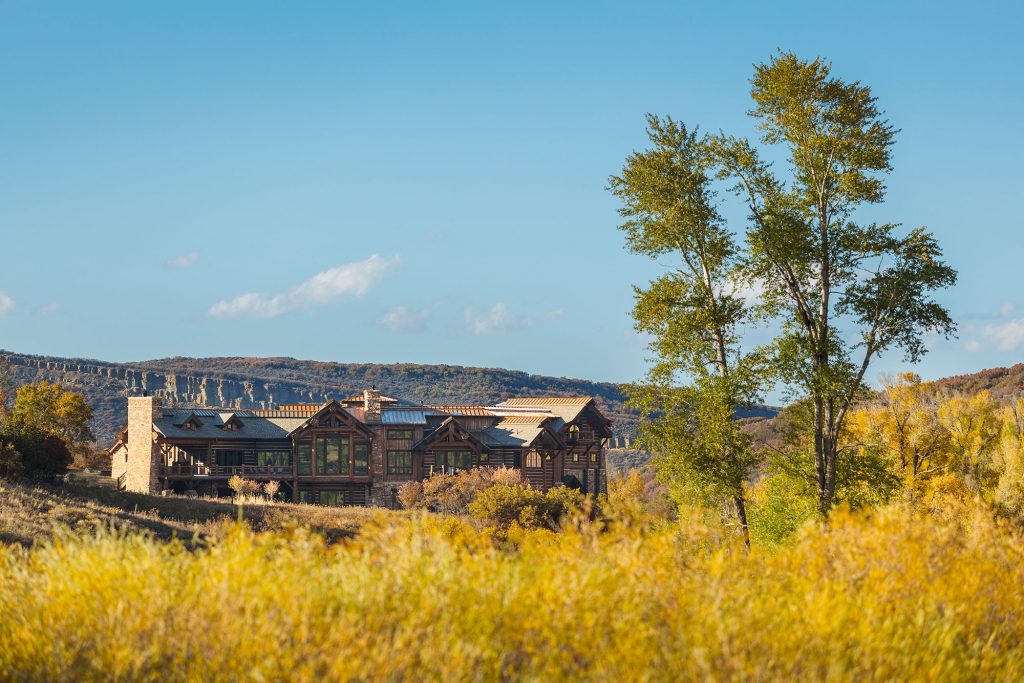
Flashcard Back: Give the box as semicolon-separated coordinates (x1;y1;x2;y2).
125;395;162;493
363;388;382;423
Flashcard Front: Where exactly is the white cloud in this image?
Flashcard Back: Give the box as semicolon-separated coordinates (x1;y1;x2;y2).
964;339;981;352
167;251;200;269
1000;302;1016;317
722;277;766;306
977;319;1024;352
38;303;60;316
0;292;13;315
377;305;431;333
466;303;535;336
543;308;566;320
208;254;400;319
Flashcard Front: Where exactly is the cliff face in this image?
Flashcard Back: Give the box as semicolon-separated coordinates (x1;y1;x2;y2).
4;353;354;443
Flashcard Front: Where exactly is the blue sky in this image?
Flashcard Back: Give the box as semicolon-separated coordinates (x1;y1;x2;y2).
1;1;1021;391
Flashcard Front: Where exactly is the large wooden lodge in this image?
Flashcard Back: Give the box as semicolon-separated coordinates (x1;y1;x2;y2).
109;390;612;506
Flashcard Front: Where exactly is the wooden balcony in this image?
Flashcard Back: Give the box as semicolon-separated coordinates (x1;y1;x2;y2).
163;464;293;478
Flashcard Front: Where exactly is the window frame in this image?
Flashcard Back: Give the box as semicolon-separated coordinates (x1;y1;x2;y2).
296;442;313;475
387;449;413;475
353;443;369;475
525;450;542;468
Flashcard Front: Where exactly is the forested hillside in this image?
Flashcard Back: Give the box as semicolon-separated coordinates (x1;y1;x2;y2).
0;350;779;444
933;363;1024;399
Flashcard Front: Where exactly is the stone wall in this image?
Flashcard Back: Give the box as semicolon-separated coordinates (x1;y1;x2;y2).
124;396;161;493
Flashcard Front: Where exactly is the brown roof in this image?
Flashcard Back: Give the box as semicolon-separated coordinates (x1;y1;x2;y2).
495;415;549;426
499;397;592;406
495;397;594;423
426;405;495;417
249;405;320;417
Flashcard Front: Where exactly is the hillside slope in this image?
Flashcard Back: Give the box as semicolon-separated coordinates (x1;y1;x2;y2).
933;363;1024;400
1;350;777;444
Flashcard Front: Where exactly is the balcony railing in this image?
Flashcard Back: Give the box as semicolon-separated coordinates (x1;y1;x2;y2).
163;464;293;478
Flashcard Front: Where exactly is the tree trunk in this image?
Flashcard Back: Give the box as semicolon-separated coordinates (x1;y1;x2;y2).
814;394;829;514
734;495;750;549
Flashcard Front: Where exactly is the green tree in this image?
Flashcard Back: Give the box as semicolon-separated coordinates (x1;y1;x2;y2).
0;355;14;421
609;115;763;544
3;428;73;481
6;380;94;459
709;53;957;513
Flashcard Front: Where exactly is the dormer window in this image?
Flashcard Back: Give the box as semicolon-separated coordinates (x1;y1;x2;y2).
178;414;203;431
568;424;580;442
221;415;244;431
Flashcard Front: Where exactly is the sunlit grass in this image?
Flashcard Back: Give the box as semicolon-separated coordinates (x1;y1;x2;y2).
2;500;1024;681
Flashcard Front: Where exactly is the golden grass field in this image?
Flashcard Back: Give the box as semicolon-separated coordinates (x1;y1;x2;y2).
2;480;1024;682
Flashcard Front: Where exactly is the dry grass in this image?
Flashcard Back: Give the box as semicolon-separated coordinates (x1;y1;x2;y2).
2;496;1024;680
0;479;394;547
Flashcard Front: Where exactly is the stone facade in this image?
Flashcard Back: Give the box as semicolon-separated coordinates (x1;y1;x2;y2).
124;396;161;493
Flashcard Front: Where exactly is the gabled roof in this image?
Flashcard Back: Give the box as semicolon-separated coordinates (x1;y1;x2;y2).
107;426;128;454
480;422;565;449
176;412;205;428
220;413;245;430
412;416;488;451
495;397;594;424
296;400;374;436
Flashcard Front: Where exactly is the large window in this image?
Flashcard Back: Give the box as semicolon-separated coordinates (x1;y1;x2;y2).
387;450;412;475
316;436;349;475
215;450;244;467
434;450;472;471
525;451;542;468
256;450;291;467
354;443;369;475
387;429;414;441
297;443;312;476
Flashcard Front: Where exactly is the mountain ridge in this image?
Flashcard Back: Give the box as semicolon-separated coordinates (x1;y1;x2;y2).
0;349;777;444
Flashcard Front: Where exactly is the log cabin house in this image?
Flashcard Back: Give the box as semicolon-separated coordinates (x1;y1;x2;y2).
109;390;612;506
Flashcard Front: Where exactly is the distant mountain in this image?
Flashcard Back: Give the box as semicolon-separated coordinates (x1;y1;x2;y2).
0;350;780;445
932;363;1024;400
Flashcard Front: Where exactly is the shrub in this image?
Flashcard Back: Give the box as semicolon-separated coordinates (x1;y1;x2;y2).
489;466;526;487
228;476;260;498
0;440;24;480
396;481;423;509
72;447;112;473
399;468;526;515
468;483;584;531
263;480;281;501
2;428;73;481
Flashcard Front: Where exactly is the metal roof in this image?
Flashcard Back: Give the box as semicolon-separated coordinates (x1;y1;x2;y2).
381;409;438;425
154;409;307;441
